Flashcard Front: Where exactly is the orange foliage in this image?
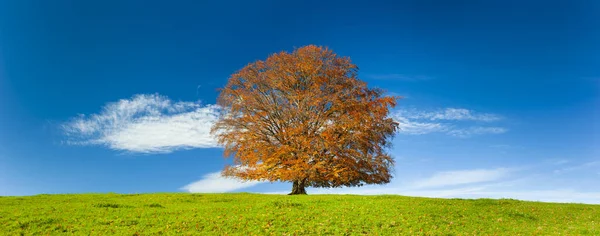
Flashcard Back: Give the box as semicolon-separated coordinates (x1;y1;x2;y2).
211;45;400;193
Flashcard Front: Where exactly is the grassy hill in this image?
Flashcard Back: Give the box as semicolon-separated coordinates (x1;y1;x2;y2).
1;193;598;235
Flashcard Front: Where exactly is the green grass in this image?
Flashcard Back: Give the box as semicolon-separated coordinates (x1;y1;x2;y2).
1;193;598;235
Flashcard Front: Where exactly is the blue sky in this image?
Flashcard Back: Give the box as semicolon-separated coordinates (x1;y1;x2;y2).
0;0;598;203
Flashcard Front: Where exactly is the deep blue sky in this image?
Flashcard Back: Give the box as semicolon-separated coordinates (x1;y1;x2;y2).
1;0;598;203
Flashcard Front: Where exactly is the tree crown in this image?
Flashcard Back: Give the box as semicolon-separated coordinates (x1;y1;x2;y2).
212;45;399;189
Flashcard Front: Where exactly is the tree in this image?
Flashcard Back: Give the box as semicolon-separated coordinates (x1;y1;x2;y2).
211;45;399;195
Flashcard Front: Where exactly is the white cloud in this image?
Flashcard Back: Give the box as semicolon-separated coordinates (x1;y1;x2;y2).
447;127;507;138
181;171;263;193
412;168;512;189
397;108;502;122
391;108;507;137
62;94;220;153
545;158;570;165
392;116;448;135
554;160;600;174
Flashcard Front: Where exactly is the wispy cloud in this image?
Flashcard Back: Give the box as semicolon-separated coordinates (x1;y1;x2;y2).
397;108;502;122
545;158;570;166
367;74;432;81
412;168;513;189
392;116;448;135
391;108;507;137
62;94;220;153
181;171;263;193
447;127;507;138
554;160;600;174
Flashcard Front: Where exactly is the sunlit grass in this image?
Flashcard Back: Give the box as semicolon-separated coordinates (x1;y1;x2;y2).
1;193;598;235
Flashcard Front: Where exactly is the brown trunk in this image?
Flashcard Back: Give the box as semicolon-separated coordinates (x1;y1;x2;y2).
288;179;307;195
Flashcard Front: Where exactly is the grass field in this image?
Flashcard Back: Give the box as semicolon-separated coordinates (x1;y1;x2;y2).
1;193;598;235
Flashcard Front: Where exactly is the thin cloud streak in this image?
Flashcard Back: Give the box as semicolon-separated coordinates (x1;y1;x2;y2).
391;108;507;137
393;116;448;135
554;160;600;174
447;127;507;138
412;168;513;188
397;108;502;122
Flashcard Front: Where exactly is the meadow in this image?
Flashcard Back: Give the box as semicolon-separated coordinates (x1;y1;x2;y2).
1;193;598;235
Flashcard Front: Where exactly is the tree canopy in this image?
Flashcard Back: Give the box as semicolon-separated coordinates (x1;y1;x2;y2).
211;45;399;194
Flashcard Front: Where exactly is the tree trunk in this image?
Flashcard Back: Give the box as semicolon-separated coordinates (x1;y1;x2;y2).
288;179;307;195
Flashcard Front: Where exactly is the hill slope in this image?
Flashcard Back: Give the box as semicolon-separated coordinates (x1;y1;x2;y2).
1;193;598;235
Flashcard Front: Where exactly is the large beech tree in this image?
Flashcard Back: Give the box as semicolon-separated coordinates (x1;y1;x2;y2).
212;45;399;194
